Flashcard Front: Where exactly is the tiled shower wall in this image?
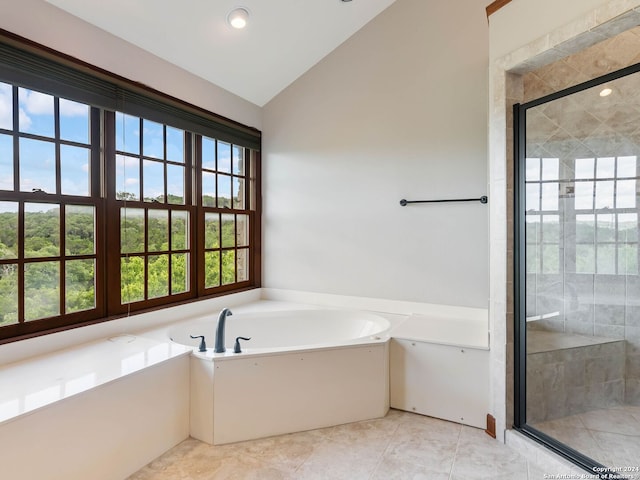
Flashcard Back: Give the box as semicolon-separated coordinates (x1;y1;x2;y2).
520;26;640;404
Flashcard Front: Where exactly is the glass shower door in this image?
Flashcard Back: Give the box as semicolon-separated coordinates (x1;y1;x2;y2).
515;64;640;474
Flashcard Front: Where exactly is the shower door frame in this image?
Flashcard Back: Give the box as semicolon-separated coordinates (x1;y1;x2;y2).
513;61;640;476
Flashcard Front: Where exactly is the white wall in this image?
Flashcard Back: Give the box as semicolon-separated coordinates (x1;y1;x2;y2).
0;0;262;130
262;0;489;308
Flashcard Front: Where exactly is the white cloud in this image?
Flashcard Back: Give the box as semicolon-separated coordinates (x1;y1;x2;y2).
60;98;88;117
18;108;32;131
20;89;54;116
125;178;139;186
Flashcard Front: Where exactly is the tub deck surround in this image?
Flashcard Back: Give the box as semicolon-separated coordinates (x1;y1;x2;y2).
389;313;490;429
0;334;190;426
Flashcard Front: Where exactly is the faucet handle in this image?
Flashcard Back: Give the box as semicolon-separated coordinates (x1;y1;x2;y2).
233;336;251;353
190;335;207;352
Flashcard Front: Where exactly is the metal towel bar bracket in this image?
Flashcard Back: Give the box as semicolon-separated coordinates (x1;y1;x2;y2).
399;196;488;206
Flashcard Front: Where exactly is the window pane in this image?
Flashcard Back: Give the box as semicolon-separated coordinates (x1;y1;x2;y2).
596;157;615;178
576;244;595;274
221;214;235;248
619;213;638;242
19;138;55;193
619;244;638;274
542;215;559;242
0;133;13;190
0;263;18;326
61;145;90;196
221;250;235;285
575;158;594;179
166;126;183;163
541;183;558;211
237;249;248;282
167;164;184;205
575;181;594;210
202;171;216;206
121;256;144;304
525;183;539;211
595;180;614;209
204;251;220;288
121;208;145;254
525;158;540;181
526;243;539;274
576;214;595;243
171;210;188;250
218;141;231;173
204;213;219;248
0;202;18;259
25;202;59;258
237;214;249;247
597;214;615;242
24;261;60;321
202;137;216;170
171;253;188;294
0;82;13;130
66;205;95;255
218;174;231;208
597;244;615;274
232;145;244;175
116;154;140;200
18;88;54;138
525;215;540;243
233;177;245;209
542;245;559;274
59;99;89;144
65;259;95;313
616;179;636;208
617;156;636;178
541;158;559;181
148;254;168;299
143;119;163;159
116;113;140;155
148;209;168;252
143;159;164;203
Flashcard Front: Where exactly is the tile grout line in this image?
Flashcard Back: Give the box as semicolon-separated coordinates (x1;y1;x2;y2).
367;418;402;479
447;424;464;480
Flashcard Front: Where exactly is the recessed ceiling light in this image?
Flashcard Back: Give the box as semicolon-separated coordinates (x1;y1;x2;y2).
227;7;249;29
599;87;613;97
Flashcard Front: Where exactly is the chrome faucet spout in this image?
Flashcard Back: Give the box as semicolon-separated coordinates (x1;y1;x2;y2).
214;308;233;353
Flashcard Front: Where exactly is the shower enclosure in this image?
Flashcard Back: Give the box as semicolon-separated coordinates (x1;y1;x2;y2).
514;63;640;475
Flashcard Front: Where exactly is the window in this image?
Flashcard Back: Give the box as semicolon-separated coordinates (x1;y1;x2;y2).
0;35;261;341
0;84;102;331
574;156;637;274
525;157;560;274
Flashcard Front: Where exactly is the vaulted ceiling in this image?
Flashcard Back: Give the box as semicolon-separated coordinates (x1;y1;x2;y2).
45;0;397;106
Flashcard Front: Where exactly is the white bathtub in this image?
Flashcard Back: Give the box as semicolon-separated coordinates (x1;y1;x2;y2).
168;308;390;353
170;306;391;445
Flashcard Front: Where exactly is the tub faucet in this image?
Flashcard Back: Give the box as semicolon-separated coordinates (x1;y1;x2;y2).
214;308;233;353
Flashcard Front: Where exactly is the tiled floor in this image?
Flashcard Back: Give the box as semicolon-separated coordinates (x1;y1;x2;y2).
533;404;640;470
128;410;559;480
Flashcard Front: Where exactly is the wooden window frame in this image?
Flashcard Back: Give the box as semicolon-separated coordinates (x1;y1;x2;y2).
0;31;261;344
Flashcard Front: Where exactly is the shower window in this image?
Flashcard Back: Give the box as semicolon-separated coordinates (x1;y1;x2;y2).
574;156;638;275
525;157;560;274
